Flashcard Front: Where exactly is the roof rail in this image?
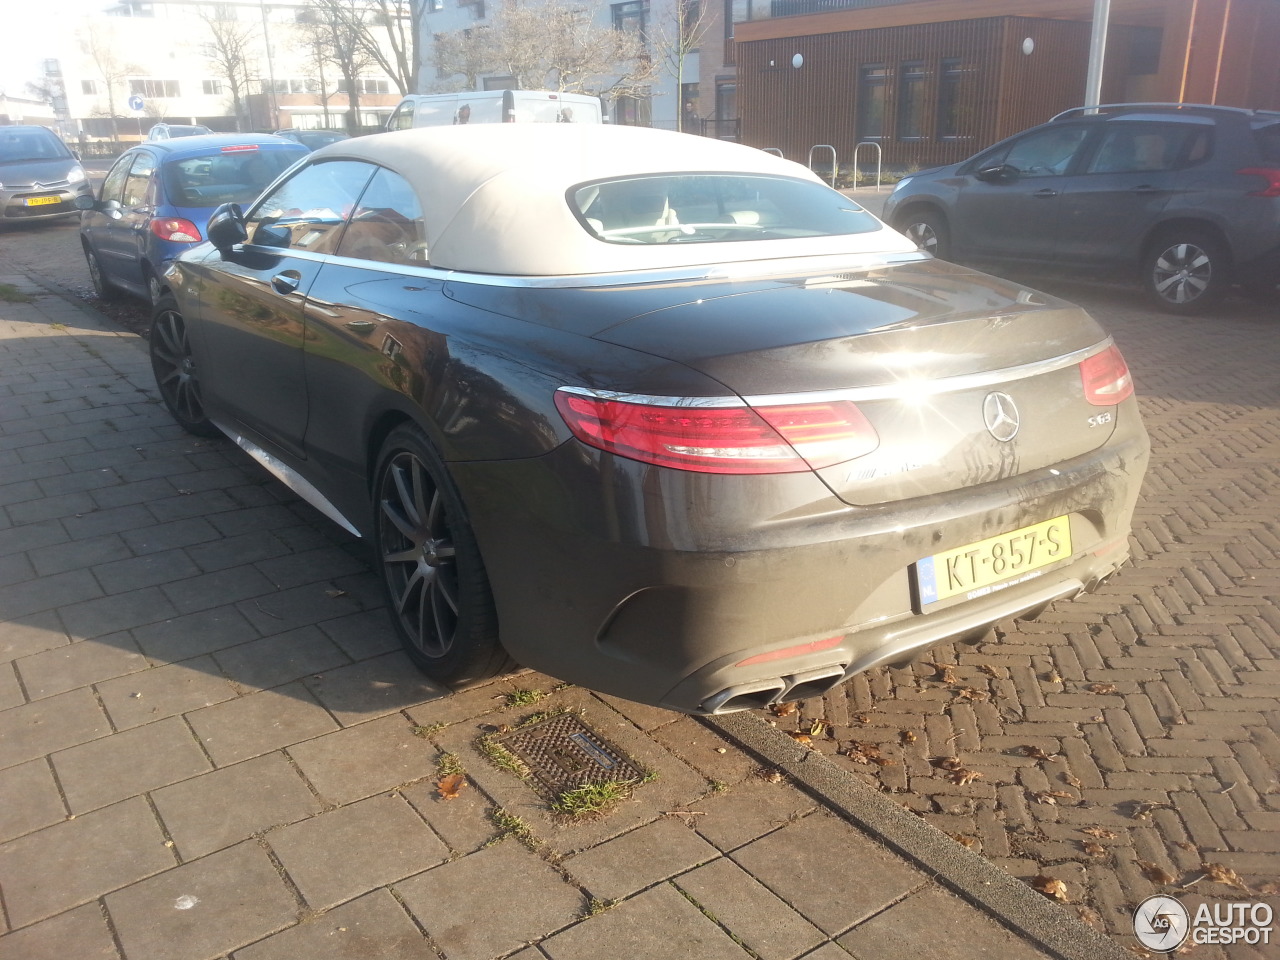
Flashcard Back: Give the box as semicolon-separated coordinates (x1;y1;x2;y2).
1049;103;1263;122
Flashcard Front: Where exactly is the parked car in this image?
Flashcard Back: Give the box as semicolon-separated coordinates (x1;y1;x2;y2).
386;90;603;129
883;103;1280;313
147;123;214;141
0;125;93;224
273;128;351;151
149;124;1149;713
77;134;307;303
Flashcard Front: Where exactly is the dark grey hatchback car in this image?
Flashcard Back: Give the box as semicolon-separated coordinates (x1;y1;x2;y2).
883;103;1280;314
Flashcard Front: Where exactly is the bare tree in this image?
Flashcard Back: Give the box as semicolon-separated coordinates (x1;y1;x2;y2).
652;0;711;131
356;0;420;96
300;0;378;134
297;20;341;128
430;27;493;91
434;1;656;100
80;28;136;119
200;9;258;131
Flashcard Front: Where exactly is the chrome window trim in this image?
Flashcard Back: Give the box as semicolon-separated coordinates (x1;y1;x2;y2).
557;340;1112;407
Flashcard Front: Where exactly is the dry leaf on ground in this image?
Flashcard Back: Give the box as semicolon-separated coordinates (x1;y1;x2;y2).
900;730;918;744
788;732;813;745
932;756;964;772
1131;800;1174;820
978;664;1000;678
950;768;984;785
1138;861;1176;884
1201;862;1250;892
1062;773;1083;788
1083;841;1107;856
1020;745;1059;761
928;661;959;684
1031;875;1070;902
770;702;798;717
1083;827;1118;839
953;686;990;702
947;833;978;848
1086;682;1117;694
436;773;468;800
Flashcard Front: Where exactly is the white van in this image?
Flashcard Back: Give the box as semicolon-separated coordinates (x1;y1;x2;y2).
386;90;604;130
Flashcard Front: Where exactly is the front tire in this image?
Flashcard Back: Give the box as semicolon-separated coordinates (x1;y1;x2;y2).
150;295;220;437
897;208;951;260
84;246;120;301
1143;231;1230;315
373;424;513;686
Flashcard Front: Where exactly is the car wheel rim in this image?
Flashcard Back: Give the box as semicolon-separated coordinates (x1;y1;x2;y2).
150;309;206;424
148;275;161;305
378;452;459;660
905;222;938;255
87;251;105;295
1152;242;1212;304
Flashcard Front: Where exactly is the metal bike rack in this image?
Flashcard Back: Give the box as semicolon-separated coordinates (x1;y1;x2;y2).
761;147;784;158
852;141;883;191
808;144;838;187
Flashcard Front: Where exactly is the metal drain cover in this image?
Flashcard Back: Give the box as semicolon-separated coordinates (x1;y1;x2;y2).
498;713;644;797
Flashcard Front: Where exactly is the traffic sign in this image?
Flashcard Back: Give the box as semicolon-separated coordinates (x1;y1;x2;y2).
128;95;144;112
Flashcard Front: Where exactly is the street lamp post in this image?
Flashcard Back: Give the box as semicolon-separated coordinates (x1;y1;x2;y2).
1083;0;1111;113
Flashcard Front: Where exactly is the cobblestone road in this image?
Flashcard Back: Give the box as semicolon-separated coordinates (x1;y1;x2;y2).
760;278;1280;953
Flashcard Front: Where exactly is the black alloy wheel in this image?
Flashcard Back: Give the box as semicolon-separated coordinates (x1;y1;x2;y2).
149;295;219;437
1143;231;1230;315
85;246;120;301
373;424;512;685
899;209;951;260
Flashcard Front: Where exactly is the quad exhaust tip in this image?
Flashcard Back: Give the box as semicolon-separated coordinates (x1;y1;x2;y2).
702;664;848;715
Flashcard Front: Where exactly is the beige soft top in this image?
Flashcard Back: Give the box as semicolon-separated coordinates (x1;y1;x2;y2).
312;124;915;276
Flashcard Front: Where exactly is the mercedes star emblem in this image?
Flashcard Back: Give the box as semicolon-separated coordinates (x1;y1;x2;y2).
983;392;1020;442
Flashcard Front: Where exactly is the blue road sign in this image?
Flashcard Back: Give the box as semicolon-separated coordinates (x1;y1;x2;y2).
128;95;144;112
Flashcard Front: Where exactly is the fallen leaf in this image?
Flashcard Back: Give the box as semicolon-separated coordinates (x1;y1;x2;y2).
1137;860;1176;885
928;661;958;684
807;719;827;738
978;664;1000;679
953;686;990;702
758;768;785;783
1201;862;1250;892
932;756;965;772
1087;682;1117;694
1031;791;1059;805
788;732;812;745
1044;670;1064;684
1257;880;1280;895
947;832;978;848
436;773;468;800
869;755;897;767
1031;875;1069;902
1047;790;1077;801
325;588;348;599
842;741;885;764
1083;841;1107;856
853;713;871;724
770;702;798;717
1131;800;1174;820
1174;841;1197;852
1062;773;1083;788
1020;744;1059;762
1083;827;1118;839
900;730;918;744
950;768;984;785
1076;906;1102;927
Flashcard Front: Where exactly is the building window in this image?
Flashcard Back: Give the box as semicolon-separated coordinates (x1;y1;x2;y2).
612;1;649;42
614;89;652;126
897;61;926;140
336;78;392;95
856;65;888;141
936;58;973;139
202;79;224;95
130;78;180;98
714;80;737;140
81;80;97;95
427;0;443;9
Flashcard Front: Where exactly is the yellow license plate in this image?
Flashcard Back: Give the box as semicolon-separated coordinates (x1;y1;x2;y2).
24;196;60;206
915;516;1072;606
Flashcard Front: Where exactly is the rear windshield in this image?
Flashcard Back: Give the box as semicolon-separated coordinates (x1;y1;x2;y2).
1255;123;1280;163
0;129;71;164
570;174;879;244
162;148;302;207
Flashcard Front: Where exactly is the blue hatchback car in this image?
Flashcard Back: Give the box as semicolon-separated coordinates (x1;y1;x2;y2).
79;134;307;303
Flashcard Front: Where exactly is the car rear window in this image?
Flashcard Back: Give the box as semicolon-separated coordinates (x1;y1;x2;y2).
162;148;302;207
0;129;71;163
1255;124;1280;163
569;174;879;244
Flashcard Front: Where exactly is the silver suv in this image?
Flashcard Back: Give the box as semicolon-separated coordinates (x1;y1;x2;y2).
884;104;1280;314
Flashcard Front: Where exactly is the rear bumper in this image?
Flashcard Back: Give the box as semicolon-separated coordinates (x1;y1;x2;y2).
453;398;1149;714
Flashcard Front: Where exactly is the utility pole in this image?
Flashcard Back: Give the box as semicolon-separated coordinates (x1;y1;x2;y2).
1083;0;1111;113
259;0;280;128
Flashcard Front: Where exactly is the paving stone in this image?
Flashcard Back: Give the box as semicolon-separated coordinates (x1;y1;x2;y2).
0;758;66;843
0;517;69;559
562;817;719;902
105;840;299;960
28;532;133;577
268;793;448;910
121;516;222;555
731;812;926;936
316;609;401;661
0;550;34;588
16;635;147;699
92;548;202;595
0;901;121;960
673;856;827;960
237;582;371;634
186;682;340;767
837;884;1048;960
53;716;212;814
232;889;436;960
0;797;174;926
253;546;369;591
0;686;111;771
59;586;178;641
302;652;445;727
97;657;239;730
185;530;293;574
152;752;324;860
0;662;22;710
540;883;746;960
0;569;102;621
286;713;435;806
132;606;260;662
211;626;352;694
6;489;97;525
693;779;818;852
401;776;498;856
0;610;68;662
651;716;761;784
395;842;585;960
162;566;280;617
61;503;156;541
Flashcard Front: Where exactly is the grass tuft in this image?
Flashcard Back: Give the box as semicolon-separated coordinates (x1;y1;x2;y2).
0;283;34;303
551;779;636;819
504;687;547;708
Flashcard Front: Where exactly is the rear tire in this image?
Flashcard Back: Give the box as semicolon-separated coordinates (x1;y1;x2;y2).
149;295;220;437
1142;230;1230;315
372;424;514;687
897;208;951;260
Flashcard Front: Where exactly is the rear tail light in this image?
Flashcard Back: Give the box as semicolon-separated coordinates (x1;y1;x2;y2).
219;143;260;153
1238;167;1280;198
150;218;202;243
554;390;879;475
1079;344;1134;405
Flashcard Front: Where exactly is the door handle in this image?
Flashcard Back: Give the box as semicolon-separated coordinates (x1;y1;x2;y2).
344;320;376;333
1032;188;1058;198
271;271;301;295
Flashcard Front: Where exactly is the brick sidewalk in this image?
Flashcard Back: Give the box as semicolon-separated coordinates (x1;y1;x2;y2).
0;271;1123;959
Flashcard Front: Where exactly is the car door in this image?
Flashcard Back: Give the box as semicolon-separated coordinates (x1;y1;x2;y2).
1054;120;1204;265
93;150;157;295
192;159;377;457
82;151;133;268
952;124;1090;261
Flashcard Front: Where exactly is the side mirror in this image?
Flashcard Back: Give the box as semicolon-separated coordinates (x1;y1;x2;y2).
976;164;1018;185
207;202;248;253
